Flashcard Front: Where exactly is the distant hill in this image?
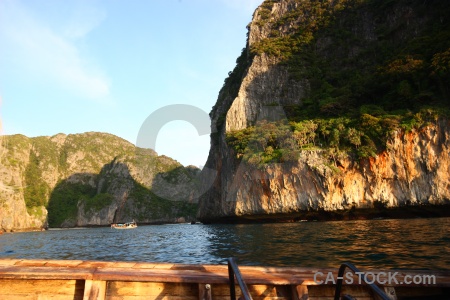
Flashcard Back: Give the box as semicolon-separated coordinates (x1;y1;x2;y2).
0;132;200;231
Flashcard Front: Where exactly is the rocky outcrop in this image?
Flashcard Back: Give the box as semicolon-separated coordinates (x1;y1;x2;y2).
0;132;200;231
199;120;450;222
197;0;450;222
225;53;307;132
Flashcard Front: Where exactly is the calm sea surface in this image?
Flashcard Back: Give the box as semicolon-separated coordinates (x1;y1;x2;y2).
1;218;449;270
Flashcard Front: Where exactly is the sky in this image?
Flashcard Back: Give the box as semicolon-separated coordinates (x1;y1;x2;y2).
0;0;262;168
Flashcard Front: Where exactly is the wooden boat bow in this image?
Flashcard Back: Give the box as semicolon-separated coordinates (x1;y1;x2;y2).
0;258;449;300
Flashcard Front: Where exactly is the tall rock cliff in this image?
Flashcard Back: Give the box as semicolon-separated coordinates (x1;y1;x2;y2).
0;132;199;232
198;0;450;222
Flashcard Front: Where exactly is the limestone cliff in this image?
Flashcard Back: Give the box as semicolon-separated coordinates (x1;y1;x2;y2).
198;0;450;222
199;119;450;222
0;132;199;231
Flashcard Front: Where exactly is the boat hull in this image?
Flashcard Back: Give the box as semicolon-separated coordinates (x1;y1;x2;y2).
111;222;137;229
0;259;448;300
111;226;137;229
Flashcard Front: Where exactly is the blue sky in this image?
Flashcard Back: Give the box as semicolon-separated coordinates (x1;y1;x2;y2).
0;0;262;167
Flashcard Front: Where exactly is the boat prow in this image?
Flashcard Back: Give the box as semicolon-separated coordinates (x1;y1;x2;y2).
0;258;448;300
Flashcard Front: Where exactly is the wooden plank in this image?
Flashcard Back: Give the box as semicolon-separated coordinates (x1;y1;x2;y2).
290;285;299;300
0;279;84;298
295;284;308;300
93;268;230;284
308;285;374;300
3;259;450;276
255;285;291;298
309;297;373;300
102;282;293;300
393;286;449;297
0;294;35;300
0;266;94;280
14;260;49;267
107;281;198;297
77;261;119;268
107;297;197;300
0;259;449;291
83;280;106;300
210;283;292;300
110;261;138;268
206;283;229;297
1;258;450;300
44;260;84;268
153;263;180;269
198;283;212;300
206;297;290;300
0;294;83;299
0;259;22;266
133;262;171;269
308;285;372;297
239;269;305;285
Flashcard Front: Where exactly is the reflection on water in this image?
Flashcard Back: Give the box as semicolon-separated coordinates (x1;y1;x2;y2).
0;218;449;270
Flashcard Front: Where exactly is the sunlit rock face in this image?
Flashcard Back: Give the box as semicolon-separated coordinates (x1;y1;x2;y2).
199;118;450;222
197;0;450;222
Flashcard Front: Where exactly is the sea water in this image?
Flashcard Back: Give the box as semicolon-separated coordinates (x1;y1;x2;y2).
0;218;449;270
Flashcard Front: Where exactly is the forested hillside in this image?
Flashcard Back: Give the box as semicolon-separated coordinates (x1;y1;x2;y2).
0;132;199;231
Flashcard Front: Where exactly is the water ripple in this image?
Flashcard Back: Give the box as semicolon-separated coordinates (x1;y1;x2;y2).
0;218;448;270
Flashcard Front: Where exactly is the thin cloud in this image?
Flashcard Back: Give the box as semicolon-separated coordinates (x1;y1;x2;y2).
0;0;110;100
63;4;106;40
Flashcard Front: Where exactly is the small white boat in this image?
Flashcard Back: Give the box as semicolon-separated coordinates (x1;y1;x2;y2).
111;220;137;229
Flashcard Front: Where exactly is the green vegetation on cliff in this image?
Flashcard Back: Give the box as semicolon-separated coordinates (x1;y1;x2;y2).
23;151;49;210
226;0;450;165
227;107;448;166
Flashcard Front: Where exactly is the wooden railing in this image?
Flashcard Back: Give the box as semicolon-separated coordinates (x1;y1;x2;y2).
227;257;252;300
334;262;390;300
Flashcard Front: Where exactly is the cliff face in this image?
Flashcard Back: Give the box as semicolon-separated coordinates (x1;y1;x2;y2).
0;132;199;231
200;120;450;221
198;0;450;222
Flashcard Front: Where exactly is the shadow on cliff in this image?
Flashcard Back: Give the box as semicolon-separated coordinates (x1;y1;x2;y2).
151;165;202;203
47;172;98;228
47;160;199;228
